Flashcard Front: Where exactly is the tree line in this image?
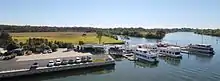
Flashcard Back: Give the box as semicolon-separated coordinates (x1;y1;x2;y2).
3;24;219;39
195;29;220;37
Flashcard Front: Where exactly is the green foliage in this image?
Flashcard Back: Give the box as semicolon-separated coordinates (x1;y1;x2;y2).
23;38;66;53
96;31;103;44
79;41;84;45
51;44;59;52
195;29;220;37
6;43;20;51
0;31;13;48
100;28;167;39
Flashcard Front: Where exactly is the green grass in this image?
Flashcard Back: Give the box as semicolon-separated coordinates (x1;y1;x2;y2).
93;58;105;62
10;32;123;44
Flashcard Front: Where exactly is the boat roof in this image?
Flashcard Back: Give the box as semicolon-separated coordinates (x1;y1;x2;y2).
136;48;151;51
159;46;180;50
195;44;211;46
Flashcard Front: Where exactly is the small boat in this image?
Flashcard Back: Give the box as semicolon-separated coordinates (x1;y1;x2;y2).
158;46;182;58
188;44;214;56
123;53;136;61
133;48;158;62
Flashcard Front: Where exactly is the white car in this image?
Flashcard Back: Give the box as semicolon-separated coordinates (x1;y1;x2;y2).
55;59;61;66
75;57;81;63
47;60;54;67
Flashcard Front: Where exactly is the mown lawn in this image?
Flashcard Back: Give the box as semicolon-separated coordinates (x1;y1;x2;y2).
10;32;123;44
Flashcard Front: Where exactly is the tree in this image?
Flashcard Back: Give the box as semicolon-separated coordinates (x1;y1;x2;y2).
79;41;84;45
51;44;58;52
156;30;166;38
0;31;13;48
6;43;19;51
96;31;103;44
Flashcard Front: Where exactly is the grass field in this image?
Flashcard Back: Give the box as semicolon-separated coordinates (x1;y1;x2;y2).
10;32;123;44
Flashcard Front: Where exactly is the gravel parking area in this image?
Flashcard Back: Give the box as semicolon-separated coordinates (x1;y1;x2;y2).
0;49;110;71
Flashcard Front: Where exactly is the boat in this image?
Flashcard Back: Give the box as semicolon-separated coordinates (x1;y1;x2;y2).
188;44;214;55
158;46;182;58
133;48;158;62
135;43;158;53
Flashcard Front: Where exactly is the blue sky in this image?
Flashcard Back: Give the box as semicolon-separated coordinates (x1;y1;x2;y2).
0;0;220;28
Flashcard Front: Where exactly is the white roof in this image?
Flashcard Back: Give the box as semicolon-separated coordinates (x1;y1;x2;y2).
196;44;211;46
136;48;151;51
159;46;180;51
49;60;54;62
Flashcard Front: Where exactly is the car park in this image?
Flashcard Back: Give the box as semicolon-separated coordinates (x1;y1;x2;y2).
30;62;39;70
61;59;68;65
47;60;54;67
81;56;87;63
75;57;81;63
68;59;75;64
87;56;92;62
55;59;61;66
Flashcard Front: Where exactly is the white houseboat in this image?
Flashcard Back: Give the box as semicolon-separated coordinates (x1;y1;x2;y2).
158;46;182;58
135;43;158;53
188;44;214;55
133;48;158;62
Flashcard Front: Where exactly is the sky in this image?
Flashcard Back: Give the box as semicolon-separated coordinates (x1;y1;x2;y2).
0;0;220;28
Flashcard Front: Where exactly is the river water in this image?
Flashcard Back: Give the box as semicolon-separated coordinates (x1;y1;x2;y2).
3;32;220;81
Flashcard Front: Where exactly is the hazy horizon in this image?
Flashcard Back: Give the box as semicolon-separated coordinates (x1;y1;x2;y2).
1;0;220;29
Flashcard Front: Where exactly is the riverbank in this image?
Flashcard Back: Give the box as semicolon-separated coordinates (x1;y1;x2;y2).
194;29;220;37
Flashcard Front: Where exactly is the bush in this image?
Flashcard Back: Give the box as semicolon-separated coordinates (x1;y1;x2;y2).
3;53;16;60
79;41;84;45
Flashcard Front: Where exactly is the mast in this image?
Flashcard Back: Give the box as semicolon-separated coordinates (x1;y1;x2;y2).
202;29;204;44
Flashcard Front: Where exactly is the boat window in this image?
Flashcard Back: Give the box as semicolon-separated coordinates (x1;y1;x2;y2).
175;52;180;55
169;52;171;54
143;51;147;53
151;57;156;59
167;51;169;53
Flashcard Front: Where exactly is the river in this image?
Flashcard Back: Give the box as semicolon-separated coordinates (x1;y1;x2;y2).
3;32;220;81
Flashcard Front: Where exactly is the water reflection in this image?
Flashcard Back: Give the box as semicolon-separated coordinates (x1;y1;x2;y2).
111;55;125;62
134;60;158;68
186;53;213;63
1;65;115;81
159;57;182;66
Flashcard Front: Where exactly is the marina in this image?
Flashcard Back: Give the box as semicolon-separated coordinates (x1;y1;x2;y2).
1;32;220;81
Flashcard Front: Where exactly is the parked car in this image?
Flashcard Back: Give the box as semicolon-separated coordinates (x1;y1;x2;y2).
48;49;52;53
61;59;68;65
47;60;54;67
87;56;93;62
43;50;47;54
68;59;75;64
75;57;81;63
30;62;39;70
55;59;61;66
81;56;87;63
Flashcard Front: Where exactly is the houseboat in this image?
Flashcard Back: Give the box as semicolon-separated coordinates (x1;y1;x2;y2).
135;43;158;53
158;46;182;58
133;48;158;62
188;44;215;55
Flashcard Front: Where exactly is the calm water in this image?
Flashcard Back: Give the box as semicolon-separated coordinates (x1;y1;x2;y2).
3;32;220;81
